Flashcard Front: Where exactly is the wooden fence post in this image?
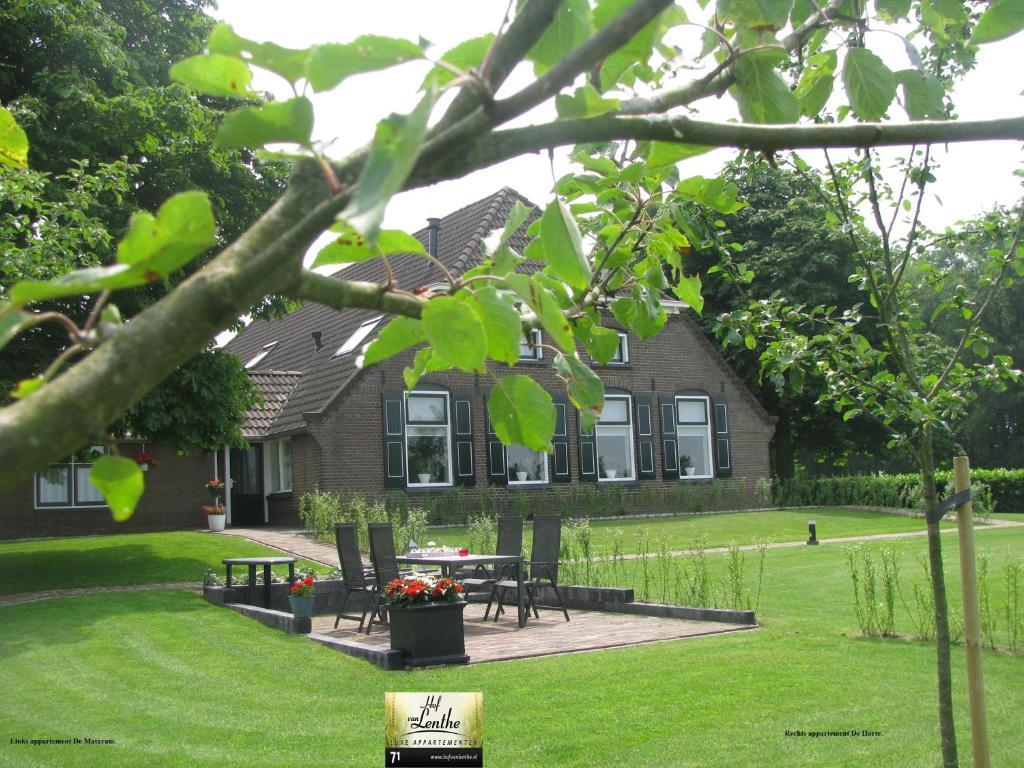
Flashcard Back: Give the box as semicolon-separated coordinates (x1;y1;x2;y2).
954;455;990;768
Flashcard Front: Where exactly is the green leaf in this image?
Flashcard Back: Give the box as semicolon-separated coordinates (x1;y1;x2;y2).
875;0;912;20
169;54;256;98
421;295;487;372
207;23;310;84
894;70;945;120
611;288;667;339
553;353;606;425
928;0;966;20
474;286;524;366
421;34;494;89
730;57;800;124
488;376;556;451
645;142;713;169
403;347;449;389
503;273;574;352
525;199;591;291
0;303;32;353
842;47;896;121
717;0;793;30
361;316;425;367
10;376;44;399
972;0;1024;43
89;456;144;522
312;223;374;267
555;84;620;119
116;191;216;272
672;273;705;314
675;176;747;214
306;36;424;92
586;326;621;364
0;106;29;168
341;85;436;244
525;0;592;74
794;50;837;118
377;229;426;256
215;97;314;148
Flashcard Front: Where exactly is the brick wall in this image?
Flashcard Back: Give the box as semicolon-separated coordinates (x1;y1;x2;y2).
0;444;214;540
303;314;776;517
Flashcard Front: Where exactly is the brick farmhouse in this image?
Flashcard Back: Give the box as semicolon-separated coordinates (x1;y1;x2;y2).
0;189;775;538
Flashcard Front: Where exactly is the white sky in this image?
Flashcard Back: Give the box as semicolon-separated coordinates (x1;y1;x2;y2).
211;0;1024;244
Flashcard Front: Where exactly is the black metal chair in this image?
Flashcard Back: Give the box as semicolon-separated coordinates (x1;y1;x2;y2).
461;515;523;619
486;514;570;623
333;523;377;632
366;522;403;634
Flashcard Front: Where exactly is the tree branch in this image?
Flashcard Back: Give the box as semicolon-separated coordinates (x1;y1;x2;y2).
291;271;428;318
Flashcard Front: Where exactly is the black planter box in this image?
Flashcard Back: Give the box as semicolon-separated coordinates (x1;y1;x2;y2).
388;600;469;667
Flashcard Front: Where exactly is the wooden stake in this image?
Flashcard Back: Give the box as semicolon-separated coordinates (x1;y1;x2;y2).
954;455;990;768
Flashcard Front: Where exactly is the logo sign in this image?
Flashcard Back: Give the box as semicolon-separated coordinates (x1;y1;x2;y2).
385;692;483;767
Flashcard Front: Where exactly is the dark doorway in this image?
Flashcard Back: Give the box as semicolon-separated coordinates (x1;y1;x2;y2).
230;445;264;526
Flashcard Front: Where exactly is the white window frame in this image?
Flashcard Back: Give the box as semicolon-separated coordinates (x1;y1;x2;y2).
404;391;454;489
335;316;383;357
34;446;108;509
518;328;543;361
675;395;715;480
264;438;293;494
506;444;550;486
244;341;277;369
609;332;629;364
596;394;635;482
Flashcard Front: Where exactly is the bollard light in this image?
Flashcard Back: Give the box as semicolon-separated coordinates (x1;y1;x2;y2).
807;519;819;546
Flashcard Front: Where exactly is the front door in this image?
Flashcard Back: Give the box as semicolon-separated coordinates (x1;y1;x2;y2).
230;445;264;526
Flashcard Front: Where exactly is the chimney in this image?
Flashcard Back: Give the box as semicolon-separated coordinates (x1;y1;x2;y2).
426;217;441;257
311;331;323;352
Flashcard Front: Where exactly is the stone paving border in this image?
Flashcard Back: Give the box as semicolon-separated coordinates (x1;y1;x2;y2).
0;582;199;607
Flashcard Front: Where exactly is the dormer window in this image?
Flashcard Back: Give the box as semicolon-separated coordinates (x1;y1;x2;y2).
609;332;629;364
335;316;383;357
519;329;543;361
245;342;277;369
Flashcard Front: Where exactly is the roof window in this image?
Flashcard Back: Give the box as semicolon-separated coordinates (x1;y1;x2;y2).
335;316;383;357
244;342;277;369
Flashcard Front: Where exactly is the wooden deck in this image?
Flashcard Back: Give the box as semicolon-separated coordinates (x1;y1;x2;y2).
310;600;756;664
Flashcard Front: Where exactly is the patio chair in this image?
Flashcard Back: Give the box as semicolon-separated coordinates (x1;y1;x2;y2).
485;514;570;623
333;523;377;632
460;516;523;618
365;522;403;634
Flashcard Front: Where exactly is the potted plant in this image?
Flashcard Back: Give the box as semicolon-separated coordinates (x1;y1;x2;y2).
681;456;695;476
204;478;226;531
511;462;528;482
384;573;468;667
289;575;316;617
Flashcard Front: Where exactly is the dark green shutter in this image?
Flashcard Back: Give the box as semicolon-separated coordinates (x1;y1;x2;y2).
381;392;406;488
452;393;476;486
635;394;656;479
484;396;507;485
552;395;572;482
659;395;678;479
712;397;732;478
578;410;598;482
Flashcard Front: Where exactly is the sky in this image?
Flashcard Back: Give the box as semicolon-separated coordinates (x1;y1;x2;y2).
210;0;1024;243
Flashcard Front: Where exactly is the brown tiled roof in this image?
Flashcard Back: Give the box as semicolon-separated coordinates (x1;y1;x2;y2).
229;187;540;437
241;371;302;438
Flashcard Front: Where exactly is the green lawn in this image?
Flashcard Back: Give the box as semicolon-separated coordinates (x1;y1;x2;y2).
1;523;1022;766
426;507;959;554
0;532;324;595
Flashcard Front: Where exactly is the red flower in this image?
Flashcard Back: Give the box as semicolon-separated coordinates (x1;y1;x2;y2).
453;584;464;593
303;576;314;586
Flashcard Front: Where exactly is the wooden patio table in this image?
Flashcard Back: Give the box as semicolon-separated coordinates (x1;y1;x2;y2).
396;553;527;628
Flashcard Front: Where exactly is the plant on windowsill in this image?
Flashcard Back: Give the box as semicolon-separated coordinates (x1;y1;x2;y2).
681;456;695;477
288;575;316;617
384;574;468;667
510;462;528;483
598;456;617;480
204;478;226;531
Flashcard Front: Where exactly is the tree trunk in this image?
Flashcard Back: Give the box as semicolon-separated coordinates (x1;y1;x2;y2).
920;430;959;768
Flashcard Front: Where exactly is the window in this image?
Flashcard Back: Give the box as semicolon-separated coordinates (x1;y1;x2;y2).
335;316;383;357
405;392;452;487
35;446;107;509
507;444;549;485
519;329;543;361
676;396;714;479
609;332;629;364
265;438;292;493
596;395;635;481
245;342;277;369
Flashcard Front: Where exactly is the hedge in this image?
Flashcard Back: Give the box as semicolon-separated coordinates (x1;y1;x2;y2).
774;468;1024;514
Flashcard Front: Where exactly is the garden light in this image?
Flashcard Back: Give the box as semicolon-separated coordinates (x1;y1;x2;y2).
807;519;819;545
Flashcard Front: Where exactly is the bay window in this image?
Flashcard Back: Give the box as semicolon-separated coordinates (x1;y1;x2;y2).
405;392;453;487
596;395;635;481
676;396;714;479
